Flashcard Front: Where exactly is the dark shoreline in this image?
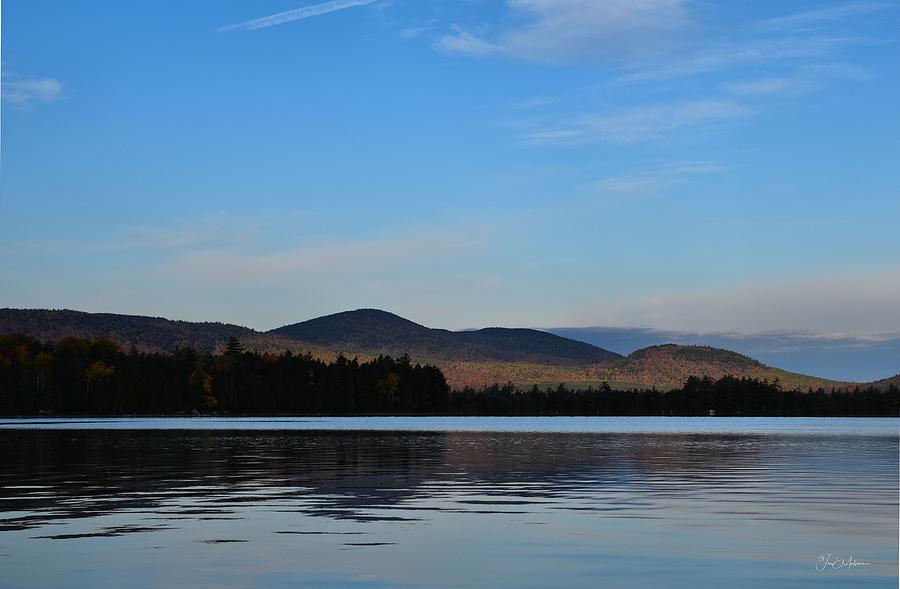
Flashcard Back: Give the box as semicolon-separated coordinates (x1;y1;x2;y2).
3;334;898;418
2;412;897;419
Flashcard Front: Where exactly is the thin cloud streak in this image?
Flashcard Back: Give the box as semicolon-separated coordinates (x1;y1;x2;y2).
221;0;378;32
616;36;859;83
525;100;751;145
1;76;63;106
509;95;561;110
436;0;687;65
759;1;888;29
591;161;723;193
723;62;873;96
166;233;482;286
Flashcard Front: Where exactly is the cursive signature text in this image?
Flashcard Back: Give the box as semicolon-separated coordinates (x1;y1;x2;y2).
816;553;870;571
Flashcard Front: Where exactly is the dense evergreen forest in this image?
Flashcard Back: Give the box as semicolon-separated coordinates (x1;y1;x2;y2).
0;335;897;417
0;334;449;415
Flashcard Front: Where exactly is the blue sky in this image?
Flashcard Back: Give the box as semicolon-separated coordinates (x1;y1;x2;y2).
2;0;899;345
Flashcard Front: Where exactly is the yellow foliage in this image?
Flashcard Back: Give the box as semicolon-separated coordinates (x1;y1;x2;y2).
84;360;115;384
189;369;213;394
35;351;54;372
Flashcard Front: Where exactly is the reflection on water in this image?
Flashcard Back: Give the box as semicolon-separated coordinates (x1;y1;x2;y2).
0;420;897;588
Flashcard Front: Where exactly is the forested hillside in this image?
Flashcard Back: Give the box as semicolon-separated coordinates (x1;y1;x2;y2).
0;309;279;352
271;309;621;364
601;344;844;390
0;308;886;390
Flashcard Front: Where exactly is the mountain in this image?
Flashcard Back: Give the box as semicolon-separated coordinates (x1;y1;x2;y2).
269;310;856;390
270;309;621;365
600;344;845;390
457;327;618;364
435;344;849;391
547;326;900;383
0;308;298;355
0;307;621;366
870;374;900;390
0;308;880;390
271;309;452;356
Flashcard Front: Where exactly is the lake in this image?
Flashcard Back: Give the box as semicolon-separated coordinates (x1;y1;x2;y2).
1;417;897;588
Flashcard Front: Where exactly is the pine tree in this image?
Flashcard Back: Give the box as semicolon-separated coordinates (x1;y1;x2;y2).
224;337;244;357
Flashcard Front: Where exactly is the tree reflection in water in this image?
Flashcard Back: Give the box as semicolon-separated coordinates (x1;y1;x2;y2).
0;425;896;588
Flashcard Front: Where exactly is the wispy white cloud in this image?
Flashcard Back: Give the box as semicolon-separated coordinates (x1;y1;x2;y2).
592;161;723;193
2;76;63;106
666;162;724;175
525;129;584;143
399;19;436;39
166;232;481;285
436;25;498;55
10;213;280;255
759;1;888;30
724;77;814;96
400;26;428;39
436;0;687;64
803;62;874;79
509;94;561;110
111;215;267;252
616;36;860;83
590;176;673;193
504;3;883;146
525;100;750;145
221;0;379;32
723;62;872;96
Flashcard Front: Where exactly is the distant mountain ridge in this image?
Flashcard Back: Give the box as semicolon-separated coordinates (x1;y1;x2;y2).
602;344;841;390
0;308;341;361
0;309;263;352
270;309;622;365
871;374;900;389
0;307;883;390
547;325;900;383
0;307;620;365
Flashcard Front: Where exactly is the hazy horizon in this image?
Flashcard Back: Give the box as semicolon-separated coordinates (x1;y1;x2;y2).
4;305;897;381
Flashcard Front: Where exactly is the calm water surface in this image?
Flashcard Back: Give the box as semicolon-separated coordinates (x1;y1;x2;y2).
0;417;896;588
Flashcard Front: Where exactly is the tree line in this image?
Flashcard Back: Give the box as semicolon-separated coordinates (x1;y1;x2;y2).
449;377;898;417
0;334;448;415
0;334;896;416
